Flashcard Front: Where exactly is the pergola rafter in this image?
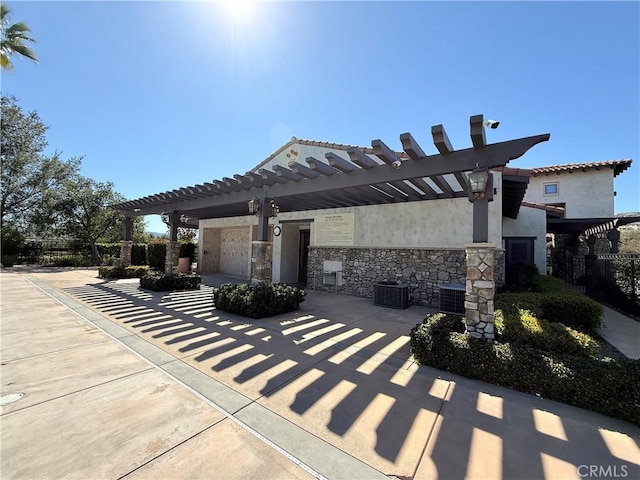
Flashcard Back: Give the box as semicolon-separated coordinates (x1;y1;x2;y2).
113;115;550;225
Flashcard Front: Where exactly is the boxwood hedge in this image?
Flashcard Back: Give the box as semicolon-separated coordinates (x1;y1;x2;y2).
140;271;201;291
98;265;150;279
212;283;305;319
495;306;599;357
495;292;603;331
410;313;640;426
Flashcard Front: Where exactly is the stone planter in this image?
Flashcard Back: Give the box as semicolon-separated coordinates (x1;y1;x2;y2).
177;257;191;273
374;282;409;309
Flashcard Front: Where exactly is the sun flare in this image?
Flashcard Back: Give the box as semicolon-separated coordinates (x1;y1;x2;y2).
219;0;256;23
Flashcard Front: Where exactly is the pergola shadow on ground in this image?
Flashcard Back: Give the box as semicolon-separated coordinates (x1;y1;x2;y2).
58;275;639;479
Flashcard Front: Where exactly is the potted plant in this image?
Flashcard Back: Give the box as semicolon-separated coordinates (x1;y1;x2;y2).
1;224;24;267
178;241;196;273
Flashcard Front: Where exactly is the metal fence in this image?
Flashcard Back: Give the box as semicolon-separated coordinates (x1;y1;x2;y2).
18;239;95;266
551;254;586;294
591;253;639;316
551;253;639;316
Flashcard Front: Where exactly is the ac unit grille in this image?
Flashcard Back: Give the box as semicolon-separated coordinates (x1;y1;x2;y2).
439;284;465;315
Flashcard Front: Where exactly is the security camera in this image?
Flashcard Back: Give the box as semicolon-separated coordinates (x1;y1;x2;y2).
391;159;402;169
483;119;500;129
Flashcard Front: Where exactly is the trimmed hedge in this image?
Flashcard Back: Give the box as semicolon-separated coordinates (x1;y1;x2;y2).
495;307;598;357
147;240;166;271
531;275;575;294
212;283;306;319
410;313;640;426
131;244;147;265
495;292;603;331
98;266;150;279
140;272;201;291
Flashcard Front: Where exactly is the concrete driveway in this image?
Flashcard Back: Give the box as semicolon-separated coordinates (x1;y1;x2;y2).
2;268;639;480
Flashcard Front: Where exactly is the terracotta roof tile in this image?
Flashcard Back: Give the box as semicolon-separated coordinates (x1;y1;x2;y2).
531;159;632;178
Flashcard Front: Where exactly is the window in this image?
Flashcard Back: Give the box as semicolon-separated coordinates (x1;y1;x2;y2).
544;182;558;195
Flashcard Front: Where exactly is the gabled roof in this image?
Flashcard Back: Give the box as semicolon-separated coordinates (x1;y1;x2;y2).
531;159;632;177
251;137;409;172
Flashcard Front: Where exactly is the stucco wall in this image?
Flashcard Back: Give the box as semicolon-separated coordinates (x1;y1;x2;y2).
524;169;615;218
502;206;548;274
274;195;502;249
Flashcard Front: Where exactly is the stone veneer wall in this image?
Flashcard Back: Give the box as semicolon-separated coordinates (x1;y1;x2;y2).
309;247;502;307
165;241;181;274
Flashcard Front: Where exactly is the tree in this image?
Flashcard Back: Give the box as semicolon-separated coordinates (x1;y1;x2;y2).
53;175;132;265
98;215;149;244
1;3;38;71
1;95;81;233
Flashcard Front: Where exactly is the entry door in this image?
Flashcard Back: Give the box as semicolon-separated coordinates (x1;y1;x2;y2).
504;237;535;274
298;230;311;283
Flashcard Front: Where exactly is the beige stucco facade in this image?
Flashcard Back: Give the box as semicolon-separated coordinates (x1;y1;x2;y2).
502;205;548;274
198;173;504;282
524;169;615;218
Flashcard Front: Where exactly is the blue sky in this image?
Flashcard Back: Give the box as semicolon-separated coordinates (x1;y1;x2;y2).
3;0;639;234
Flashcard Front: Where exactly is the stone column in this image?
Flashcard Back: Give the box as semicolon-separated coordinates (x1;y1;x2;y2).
119;240;133;267
251;241;272;284
607;229;620;254
165;241;180;274
119;216;134;267
464;243;496;340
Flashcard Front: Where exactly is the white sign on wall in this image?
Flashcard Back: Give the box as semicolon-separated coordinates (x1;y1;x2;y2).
314;213;355;246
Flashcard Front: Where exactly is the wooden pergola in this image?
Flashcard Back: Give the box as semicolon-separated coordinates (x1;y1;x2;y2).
114;114;550;245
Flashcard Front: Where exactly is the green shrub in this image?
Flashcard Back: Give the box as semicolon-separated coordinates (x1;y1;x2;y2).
1;224;24;256
212;283;306;319
99;265;150;279
41;254;92;267
495;292;603;331
147;240;166;271
506;262;539;292
131;244;147;265
494;308;598;357
96;243;121;259
410;313;640;426
140;271;201;291
531;275;575;294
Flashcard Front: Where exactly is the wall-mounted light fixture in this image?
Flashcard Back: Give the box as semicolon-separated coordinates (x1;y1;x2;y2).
248;197;260;215
270;199;280;217
468;168;489;199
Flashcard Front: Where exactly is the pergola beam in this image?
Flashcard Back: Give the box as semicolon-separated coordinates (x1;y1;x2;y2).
326;152;357;172
118;131;550;217
347;148;377;169
470;114;486;149
400;132;427;161
432;125;454;155
372;139;400;166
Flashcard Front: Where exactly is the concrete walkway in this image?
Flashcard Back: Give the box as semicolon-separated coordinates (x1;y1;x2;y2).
598;305;640;359
1;268;639;480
